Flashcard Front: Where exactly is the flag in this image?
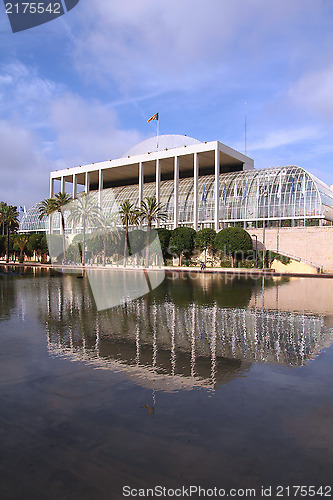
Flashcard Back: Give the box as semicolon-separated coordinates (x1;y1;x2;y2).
290;176;294;196
223;182;227;202
233;182;237;198
19;206;26;213
202;184;206;202
147;113;159;122
242;182;247;200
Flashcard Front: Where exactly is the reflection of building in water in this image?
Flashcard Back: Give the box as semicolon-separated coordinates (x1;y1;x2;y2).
249;277;333;317
42;273;333;392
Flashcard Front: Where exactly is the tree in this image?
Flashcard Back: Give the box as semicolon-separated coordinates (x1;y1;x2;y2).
67;194;101;266
0;235;5;258
39;193;72;260
13;234;29;263
156;228;172;261
194;228;216;265
84;216;122;265
119;200;139;266
139;196;167;266
215;226;253;267
169;227;196;266
0;204;19;263
0;201;7;235
27;233;49;262
94;212;121;266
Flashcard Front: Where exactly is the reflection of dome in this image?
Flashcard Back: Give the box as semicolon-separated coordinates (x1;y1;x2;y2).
47;339;251;392
123;134;201;157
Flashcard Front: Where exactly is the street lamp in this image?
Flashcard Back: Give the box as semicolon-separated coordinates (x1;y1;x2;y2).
252;234;258;268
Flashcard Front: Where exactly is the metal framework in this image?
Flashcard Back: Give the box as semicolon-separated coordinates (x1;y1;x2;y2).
20;165;333;233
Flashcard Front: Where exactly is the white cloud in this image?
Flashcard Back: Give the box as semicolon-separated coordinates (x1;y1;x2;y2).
0;61;146;206
288;63;333;119
50;93;144;165
0;61;63;129
70;0;325;96
0;121;60;207
248;126;320;152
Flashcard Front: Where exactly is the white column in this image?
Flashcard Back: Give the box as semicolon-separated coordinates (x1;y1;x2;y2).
139;162;144;206
49;178;55;198
174;156;179;229
214;148;220;231
61;176;65;194
72;174;77;199
156;159;161;227
156;159;161;204
85;172;90;195
98;169;103;208
193;152;199;230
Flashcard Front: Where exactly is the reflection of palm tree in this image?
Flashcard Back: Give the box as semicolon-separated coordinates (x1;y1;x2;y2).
67;194;100;266
119;200;139;267
0;204;19;263
139;196;167;266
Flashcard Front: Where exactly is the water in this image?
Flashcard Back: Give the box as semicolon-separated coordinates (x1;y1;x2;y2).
0;268;332;499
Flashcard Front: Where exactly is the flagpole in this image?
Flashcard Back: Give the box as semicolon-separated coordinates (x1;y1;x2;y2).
157;117;159;149
245;101;247;156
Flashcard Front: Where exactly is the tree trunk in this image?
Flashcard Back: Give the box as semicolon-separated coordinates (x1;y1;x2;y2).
82;222;86;267
124;225;128;267
6;226;9;263
103;233;106;266
145;223;151;267
61;212;66;261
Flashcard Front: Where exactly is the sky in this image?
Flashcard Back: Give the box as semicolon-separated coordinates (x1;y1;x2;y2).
0;0;333;208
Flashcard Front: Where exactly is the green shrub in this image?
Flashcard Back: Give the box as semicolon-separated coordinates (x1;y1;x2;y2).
215;227;253;267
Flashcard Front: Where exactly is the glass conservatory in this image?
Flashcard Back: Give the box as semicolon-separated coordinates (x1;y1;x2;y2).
20;165;333;233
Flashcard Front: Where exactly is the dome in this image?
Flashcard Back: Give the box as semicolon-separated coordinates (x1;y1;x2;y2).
123;134;201;157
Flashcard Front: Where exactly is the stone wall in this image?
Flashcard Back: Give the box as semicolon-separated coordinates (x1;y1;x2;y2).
249;226;333;272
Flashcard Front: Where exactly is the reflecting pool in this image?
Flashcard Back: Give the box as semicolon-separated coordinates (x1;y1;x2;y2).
0;268;333;499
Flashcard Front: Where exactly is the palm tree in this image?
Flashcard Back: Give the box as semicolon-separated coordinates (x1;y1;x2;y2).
38;193;72;260
95;212;121;266
13;234;29;263
139;196;167;266
67;194;101;266
119;200;140;266
52;192;72;232
0;204;19;263
0;201;7;235
38;198;55;221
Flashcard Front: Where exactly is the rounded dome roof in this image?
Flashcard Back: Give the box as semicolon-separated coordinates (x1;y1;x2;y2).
123;134;201;157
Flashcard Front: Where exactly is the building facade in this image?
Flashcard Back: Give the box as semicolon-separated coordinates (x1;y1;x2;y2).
20;134;333;232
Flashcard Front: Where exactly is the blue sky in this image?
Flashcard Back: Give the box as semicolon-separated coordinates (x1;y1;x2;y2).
0;0;333;207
